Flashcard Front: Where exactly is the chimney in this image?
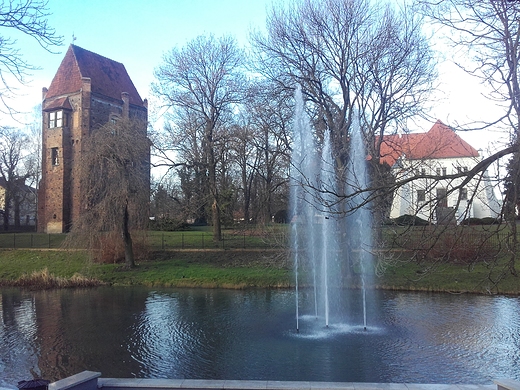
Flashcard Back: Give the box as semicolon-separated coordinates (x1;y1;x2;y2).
81;77;91;92
122;92;129;118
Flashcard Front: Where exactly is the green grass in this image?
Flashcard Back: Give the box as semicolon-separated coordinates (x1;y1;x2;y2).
0;249;292;289
376;258;520;295
0;228;519;294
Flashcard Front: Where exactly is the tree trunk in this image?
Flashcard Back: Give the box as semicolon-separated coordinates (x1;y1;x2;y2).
212;197;221;242
123;202;135;268
14;196;20;228
206;121;221;242
3;192;10;231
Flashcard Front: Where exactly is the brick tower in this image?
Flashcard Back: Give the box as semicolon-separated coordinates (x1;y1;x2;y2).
38;45;148;233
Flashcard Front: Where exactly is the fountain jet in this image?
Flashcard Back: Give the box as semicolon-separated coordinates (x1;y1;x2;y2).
290;86;373;332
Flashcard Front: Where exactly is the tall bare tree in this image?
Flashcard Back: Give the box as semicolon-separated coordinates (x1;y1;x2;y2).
153;34;246;241
243;79;292;224
67;119;150;268
251;0;437;236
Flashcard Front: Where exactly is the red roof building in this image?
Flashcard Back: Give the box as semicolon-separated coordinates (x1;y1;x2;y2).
385;120;500;223
379;120;479;167
38;45;148;233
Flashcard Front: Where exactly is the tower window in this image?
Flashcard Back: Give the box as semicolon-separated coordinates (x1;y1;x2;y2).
51;148;59;165
49;110;68;128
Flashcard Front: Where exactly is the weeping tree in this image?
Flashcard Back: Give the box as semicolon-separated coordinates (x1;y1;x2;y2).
67;119;150;267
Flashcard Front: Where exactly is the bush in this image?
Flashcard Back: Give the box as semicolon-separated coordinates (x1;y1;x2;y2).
461;217;501;225
92;231;149;264
273;210;288;223
461;217;483;225
419;228;500;264
481;217;501;225
149;218;191;231
389;214;429;226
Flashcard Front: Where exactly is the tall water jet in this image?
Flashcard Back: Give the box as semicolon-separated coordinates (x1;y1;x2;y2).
290;85;316;332
346;116;373;330
319;130;340;327
291;86;373;331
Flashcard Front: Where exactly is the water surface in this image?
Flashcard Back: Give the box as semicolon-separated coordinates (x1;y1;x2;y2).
0;287;518;385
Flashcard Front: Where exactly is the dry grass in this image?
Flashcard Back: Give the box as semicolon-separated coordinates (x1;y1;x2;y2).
12;268;104;289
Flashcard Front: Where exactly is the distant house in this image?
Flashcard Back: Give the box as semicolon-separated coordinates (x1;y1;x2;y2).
0;178;37;228
38;45;148;233
380;120;501;224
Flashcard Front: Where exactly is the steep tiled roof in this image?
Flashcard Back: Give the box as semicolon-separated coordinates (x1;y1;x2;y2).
45;45;143;106
379;120;479;166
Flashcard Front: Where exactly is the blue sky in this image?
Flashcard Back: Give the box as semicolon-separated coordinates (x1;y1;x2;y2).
4;0;501;153
9;0;270;118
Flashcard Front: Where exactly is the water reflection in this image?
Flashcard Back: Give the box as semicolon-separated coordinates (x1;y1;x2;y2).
0;287;519;386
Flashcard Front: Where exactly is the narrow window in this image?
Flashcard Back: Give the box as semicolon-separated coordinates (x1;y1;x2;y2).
457;166;462;173
56;110;63;127
421;168;426;176
51;148;59;166
436;188;448;207
49;111;56;128
417;189;426;202
436;168;441;176
49;110;65;128
460;188;468;201
442;167;447;176
109;116;119;135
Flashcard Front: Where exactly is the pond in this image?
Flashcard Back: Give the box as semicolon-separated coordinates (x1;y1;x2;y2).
0;287;519;386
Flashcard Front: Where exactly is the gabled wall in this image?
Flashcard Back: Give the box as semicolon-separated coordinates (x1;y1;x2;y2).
390;155;501;223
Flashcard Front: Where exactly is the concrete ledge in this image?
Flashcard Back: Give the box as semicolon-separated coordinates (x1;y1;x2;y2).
494;380;520;390
94;379;497;390
49;371;101;390
52;374;503;390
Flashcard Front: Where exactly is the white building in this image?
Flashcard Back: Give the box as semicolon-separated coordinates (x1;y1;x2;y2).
381;120;501;224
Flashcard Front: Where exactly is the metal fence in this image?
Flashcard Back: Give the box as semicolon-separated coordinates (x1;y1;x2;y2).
0;228;513;254
0;232;288;250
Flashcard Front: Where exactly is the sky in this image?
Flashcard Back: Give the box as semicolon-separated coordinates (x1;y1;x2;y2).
1;0;505;156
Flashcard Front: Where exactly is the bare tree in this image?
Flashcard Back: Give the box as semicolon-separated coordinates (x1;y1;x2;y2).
0;127;35;229
67;119;150;268
243;79;292;224
251;0;437;237
0;0;62;115
153;34;246;241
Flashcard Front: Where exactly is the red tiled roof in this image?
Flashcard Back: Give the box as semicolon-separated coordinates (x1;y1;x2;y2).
42;96;72;111
379;120;479;166
45;45;143;106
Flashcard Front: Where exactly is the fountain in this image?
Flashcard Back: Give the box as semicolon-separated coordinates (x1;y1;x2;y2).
290;86;373;332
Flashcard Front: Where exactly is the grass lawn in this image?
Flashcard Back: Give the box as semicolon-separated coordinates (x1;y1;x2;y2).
0;247;519;294
0;249;291;289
